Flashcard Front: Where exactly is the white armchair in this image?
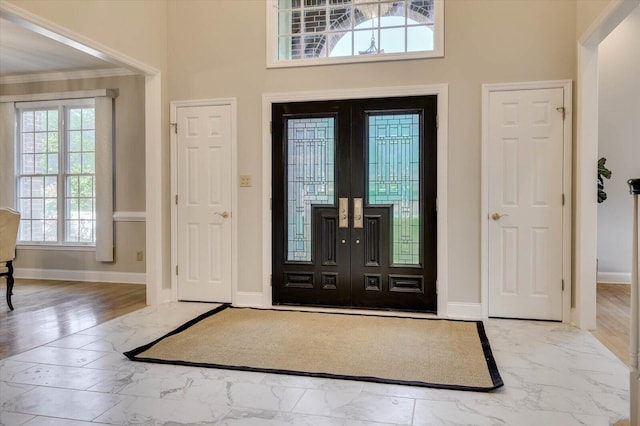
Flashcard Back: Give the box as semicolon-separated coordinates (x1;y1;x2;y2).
0;208;20;310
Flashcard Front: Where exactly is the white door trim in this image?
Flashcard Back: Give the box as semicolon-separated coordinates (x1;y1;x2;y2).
576;0;639;331
481;80;573;323
262;84;449;316
170;98;238;304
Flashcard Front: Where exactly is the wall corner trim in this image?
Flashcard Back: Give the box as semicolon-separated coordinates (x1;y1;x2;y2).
446;302;483;320
234;292;264;308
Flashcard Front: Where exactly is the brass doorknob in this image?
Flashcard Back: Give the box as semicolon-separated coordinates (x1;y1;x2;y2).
491;213;508;221
215;211;230;219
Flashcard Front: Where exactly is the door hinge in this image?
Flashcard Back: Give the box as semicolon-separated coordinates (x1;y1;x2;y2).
270;121;272;134
556;107;566;121
175;194;178;205
270;198;272;210
270;274;272;286
562;279;564;291
435;114;439;129
176;265;179;276
562;193;565;206
170;122;178;134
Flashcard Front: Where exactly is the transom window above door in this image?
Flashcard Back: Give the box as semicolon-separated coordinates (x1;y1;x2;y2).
267;0;444;67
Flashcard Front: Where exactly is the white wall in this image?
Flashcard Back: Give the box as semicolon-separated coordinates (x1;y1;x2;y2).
597;5;640;283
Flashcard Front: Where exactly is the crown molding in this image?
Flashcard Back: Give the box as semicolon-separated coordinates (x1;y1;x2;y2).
0;67;136;85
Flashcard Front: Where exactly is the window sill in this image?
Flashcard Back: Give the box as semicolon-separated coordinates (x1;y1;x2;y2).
17;244;96;252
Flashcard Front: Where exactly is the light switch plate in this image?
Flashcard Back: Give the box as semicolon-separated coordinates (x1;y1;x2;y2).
239;175;252;187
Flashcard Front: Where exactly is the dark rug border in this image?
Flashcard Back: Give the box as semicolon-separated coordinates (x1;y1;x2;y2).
124;304;504;392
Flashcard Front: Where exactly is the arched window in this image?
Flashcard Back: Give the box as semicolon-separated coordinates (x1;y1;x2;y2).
269;0;443;67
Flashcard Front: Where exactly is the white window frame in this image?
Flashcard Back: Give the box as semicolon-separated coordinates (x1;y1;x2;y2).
266;0;444;68
1;88;116;261
15;98;97;247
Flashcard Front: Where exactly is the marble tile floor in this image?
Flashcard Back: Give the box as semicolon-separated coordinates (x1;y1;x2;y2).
0;302;630;426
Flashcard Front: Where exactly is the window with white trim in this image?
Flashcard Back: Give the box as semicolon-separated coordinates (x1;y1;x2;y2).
268;0;443;67
16;99;96;245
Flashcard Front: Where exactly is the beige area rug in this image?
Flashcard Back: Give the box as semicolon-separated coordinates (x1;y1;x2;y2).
124;305;503;392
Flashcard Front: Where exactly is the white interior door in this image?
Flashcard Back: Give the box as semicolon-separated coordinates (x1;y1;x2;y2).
488;88;564;320
176;105;232;303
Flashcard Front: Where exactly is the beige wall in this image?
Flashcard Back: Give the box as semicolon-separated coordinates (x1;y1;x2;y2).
0;75;147;273
168;0;577;301
576;0;615;40
2;0;590;304
3;0;168;72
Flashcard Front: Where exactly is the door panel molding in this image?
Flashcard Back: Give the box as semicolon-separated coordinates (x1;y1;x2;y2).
481;81;572;322
262;84;449;316
170;98;238;304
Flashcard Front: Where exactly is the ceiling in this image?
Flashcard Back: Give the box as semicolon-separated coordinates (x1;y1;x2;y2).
0;17;118;77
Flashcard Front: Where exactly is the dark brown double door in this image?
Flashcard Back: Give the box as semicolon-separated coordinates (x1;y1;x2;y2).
272;96;437;312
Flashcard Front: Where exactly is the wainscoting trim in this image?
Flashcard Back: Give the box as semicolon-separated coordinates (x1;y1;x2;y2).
234;292;264;307
14;268;146;284
446;302;482;320
113;211;146;222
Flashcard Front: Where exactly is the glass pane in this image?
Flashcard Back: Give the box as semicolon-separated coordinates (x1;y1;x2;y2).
408;0;434;24
47;110;58;131
69;131;82;152
32;219;44;241
69;109;82;130
34;110;47;131
69;153;82;173
22;111;34;132
47;132;59;153
44;177;57;198
380;2;405;27
19;220;32;241
32;198;44;219
82;153;95;174
35;132;46;153
287;117;335;262
380;26;405;53
407;24;433;52
22;133;34;153
82;130;95;151
32;177;44;198
44;220;57;241
368;113;421;265
22;154;34;174
82;108;95;129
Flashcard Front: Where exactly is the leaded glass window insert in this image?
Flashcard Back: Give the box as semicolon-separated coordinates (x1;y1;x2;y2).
286;117;336;261
368;113;421;265
271;0;442;66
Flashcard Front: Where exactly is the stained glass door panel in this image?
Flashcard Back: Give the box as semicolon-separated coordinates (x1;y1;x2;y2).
272;97;437;312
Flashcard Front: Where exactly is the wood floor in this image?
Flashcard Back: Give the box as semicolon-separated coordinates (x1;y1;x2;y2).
593;283;631;366
0;279;146;359
0;279;631;367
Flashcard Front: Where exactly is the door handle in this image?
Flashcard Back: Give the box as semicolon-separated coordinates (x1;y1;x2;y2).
215;211;230;219
353;198;363;228
491;213;508;221
339;198;348;228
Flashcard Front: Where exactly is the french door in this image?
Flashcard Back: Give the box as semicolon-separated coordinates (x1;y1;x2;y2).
272;96;437;312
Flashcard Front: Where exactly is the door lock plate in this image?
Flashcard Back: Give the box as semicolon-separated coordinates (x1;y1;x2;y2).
353;198;363;228
339;198;348;228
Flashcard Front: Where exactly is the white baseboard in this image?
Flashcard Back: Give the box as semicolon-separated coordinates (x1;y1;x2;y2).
597;272;631;284
14;268;146;284
234;292;264;307
447;302;483;320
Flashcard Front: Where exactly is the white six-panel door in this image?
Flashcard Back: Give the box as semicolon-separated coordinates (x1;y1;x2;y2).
176;105;232;303
488;88;564;320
